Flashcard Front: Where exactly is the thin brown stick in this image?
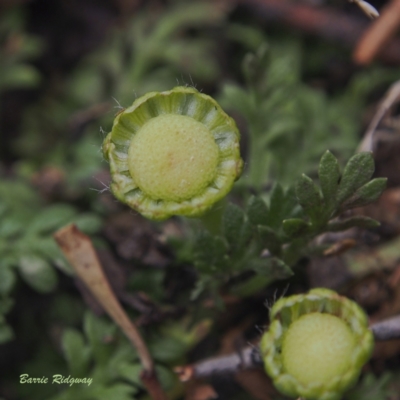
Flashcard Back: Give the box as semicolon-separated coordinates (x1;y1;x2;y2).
54;224;168;400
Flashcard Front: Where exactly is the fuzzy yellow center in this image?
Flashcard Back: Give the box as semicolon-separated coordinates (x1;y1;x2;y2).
128;114;219;202
281;312;355;387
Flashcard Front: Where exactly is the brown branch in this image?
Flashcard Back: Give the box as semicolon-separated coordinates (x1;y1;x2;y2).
54;224;168;400
175;315;400;381
175;346;263;382
370;315;400;341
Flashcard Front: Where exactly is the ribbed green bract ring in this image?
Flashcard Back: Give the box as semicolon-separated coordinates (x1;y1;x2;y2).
103;86;243;220
260;288;374;400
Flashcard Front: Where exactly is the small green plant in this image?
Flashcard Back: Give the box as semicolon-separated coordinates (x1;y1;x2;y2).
65;0;227;105
260;288;374;400
172;150;386;300
0;179;103;342
219;40;356;189
18;311;209;400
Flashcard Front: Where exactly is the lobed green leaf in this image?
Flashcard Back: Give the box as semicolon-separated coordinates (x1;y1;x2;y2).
17;254;58;293
265;185;299;230
194;231;228;272
83;312;117;365
337;152;375;204
342;178;387;210
148;335;187;363
236;220;254;253
265;184;285;230
222;203;245;248
26;204;77;235
282;218;311;238
116;363;142;387
249;256;293;280
318;150;340;214
258;226;281;255
62;328;91;376
72;213;103;235
247;196;269;226
295;174;322;224
0;217;24;239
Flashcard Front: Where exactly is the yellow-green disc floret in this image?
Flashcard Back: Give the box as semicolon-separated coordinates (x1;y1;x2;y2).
282;313;355;387
128;114;219;202
103;86;243;220
260;288;374;400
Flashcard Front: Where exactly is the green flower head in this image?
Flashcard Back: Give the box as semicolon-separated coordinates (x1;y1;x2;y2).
260;288;374;400
103;86;243;220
